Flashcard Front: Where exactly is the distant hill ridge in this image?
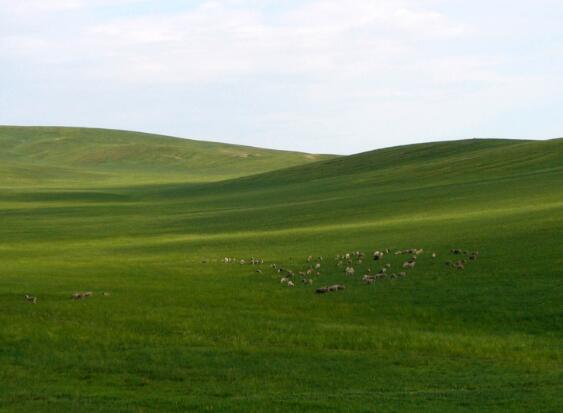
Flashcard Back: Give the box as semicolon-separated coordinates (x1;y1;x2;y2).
0;126;336;186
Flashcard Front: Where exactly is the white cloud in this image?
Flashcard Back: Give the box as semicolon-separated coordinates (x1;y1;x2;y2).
1;0;562;153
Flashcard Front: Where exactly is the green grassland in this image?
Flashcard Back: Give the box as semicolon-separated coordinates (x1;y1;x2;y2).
0;126;562;412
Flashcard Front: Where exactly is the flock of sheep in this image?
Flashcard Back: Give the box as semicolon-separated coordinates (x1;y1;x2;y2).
23;248;479;303
221;247;480;294
23;291;110;304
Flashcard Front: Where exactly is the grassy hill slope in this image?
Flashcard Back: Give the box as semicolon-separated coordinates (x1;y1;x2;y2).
0;126;335;186
0;132;561;412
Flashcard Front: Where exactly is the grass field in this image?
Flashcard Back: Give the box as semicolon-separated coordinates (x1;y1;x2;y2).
0;126;562;412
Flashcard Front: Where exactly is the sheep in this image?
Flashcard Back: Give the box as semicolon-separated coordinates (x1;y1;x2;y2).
239;259;246;265
287;281;295;287
384;263;391;268
316;284;345;293
403;261;416;269
432;252;437;258
71;291;93;300
24;294;37;304
345;267;355;276
315;263;321;270
256;269;263;274
280;277;289;284
399;272;407;277
454;260;466;270
372;251;384;260
307;255;313;262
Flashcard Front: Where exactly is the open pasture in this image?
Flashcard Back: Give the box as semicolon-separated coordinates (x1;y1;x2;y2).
0;128;561;412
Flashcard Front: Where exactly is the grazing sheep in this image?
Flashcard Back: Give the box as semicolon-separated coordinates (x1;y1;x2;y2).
287;281;295;287
317;284;345;293
256;269;263;274
454;260;466;270
280;277;289;284
399;272;406;277
432;252;437;258
239;259;246;265
71;291;93;300
315;263;321;270
403;261;416;269
372;251;384;260
345;267;355;276
307;255;313;262
24;294;37;304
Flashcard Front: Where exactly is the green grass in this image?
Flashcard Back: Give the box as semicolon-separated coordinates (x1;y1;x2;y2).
0;127;562;412
0;126;335;186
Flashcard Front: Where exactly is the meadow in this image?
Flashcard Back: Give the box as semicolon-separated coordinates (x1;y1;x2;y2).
0;126;562;412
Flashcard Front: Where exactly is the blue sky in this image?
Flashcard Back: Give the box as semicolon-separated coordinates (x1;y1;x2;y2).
1;0;562;154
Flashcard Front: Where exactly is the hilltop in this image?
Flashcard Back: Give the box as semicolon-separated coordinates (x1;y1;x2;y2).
0;126;336;186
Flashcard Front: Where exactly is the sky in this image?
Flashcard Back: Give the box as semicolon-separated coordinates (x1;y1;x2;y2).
1;0;562;154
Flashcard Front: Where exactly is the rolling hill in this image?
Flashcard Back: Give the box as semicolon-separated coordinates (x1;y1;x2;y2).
0;126;335;186
0;127;561;412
